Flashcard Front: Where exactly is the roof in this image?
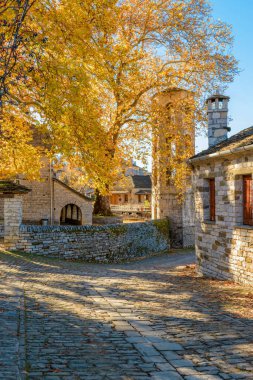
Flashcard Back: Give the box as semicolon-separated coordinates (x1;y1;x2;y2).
135;189;152;195
131;175;152;189
53;178;93;202
0;181;31;194
190;126;253;161
206;93;230;102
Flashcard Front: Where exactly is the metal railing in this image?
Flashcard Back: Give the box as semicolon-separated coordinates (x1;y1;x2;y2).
110;204;151;213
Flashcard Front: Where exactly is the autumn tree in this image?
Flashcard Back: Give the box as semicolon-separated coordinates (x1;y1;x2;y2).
0;0;115;180
0;0;238;215
0;0;45;179
37;0;237;214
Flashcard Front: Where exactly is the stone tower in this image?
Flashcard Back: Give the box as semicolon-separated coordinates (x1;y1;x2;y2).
206;92;230;147
152;88;195;247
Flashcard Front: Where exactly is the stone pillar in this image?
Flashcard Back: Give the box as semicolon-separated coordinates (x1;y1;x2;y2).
4;195;23;249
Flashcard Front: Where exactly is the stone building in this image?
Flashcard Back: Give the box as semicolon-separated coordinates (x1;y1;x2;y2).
20;169;93;226
0;166;93;227
0;132;93;227
152;89;195;247
189;93;253;286
110;174;152;216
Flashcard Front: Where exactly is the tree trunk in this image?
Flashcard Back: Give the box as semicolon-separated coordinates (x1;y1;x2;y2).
93;188;113;216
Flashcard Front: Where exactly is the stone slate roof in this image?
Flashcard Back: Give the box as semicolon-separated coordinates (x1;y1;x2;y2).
190;126;253;160
0;181;31;194
131;175;152;189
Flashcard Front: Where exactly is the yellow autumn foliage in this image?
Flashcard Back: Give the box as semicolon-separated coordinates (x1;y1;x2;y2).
0;0;238;197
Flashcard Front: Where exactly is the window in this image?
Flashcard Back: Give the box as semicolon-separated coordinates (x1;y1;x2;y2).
124;194;128;203
209;178;216;221
243;175;253;225
218;98;223;109
138;194;142;203
211;100;216;110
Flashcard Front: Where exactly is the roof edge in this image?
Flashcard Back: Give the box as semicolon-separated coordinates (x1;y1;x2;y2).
53;178;93;202
189;143;253;164
0;180;31;195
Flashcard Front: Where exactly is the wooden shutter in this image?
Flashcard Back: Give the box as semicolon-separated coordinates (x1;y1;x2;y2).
209;178;215;221
243;175;253;225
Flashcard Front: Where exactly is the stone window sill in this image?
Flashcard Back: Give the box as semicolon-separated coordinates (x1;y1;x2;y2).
234;224;253;230
202;220;216;225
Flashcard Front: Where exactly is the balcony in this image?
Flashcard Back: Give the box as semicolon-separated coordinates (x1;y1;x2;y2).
110;203;151;213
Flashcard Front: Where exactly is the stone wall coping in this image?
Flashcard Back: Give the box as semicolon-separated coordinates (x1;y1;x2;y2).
19;220;161;233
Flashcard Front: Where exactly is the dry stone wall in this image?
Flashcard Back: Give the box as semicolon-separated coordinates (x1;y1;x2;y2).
12;220;170;263
194;153;253;286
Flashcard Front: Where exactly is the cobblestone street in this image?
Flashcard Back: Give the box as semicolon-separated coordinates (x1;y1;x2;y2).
0;249;252;380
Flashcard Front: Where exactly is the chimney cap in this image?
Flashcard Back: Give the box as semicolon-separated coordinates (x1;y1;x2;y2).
206;93;230;103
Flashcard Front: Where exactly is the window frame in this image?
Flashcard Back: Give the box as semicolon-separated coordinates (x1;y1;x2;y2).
209;178;216;222
243;174;253;226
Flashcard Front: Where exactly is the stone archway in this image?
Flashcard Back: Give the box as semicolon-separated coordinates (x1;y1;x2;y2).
60;204;82;225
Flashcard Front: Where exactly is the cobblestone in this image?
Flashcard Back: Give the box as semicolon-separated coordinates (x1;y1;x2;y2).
0;249;252;379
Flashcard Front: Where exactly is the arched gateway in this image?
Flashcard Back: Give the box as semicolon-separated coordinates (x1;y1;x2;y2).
60;204;82;225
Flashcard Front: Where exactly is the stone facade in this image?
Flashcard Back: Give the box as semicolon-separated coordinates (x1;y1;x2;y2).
8;220;170;263
0;182;31;244
152;89;195;248
19;159;52;223
3;196;23;248
53;179;93;225
0;200;3;237
192;152;253;286
18;158;93;225
182;187;196;248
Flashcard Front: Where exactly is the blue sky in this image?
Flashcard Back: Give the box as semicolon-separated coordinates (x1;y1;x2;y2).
196;0;253;152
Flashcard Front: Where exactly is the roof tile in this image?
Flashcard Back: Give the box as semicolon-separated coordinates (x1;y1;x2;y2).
190;126;253;160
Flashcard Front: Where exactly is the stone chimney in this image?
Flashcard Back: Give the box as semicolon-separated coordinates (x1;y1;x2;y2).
206;92;230;147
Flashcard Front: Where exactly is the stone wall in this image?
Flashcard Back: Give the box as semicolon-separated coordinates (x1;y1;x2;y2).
0;198;4;221
11;220;170;263
4;196;23;248
92;215;123;225
0;224;4;238
182;187;195;247
194;153;253;286
0;198;3;237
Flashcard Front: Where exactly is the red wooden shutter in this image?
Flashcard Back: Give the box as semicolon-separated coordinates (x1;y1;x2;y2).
209;178;215;221
243;175;253;225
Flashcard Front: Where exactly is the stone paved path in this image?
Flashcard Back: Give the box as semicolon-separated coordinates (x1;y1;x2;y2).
0;249;252;380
